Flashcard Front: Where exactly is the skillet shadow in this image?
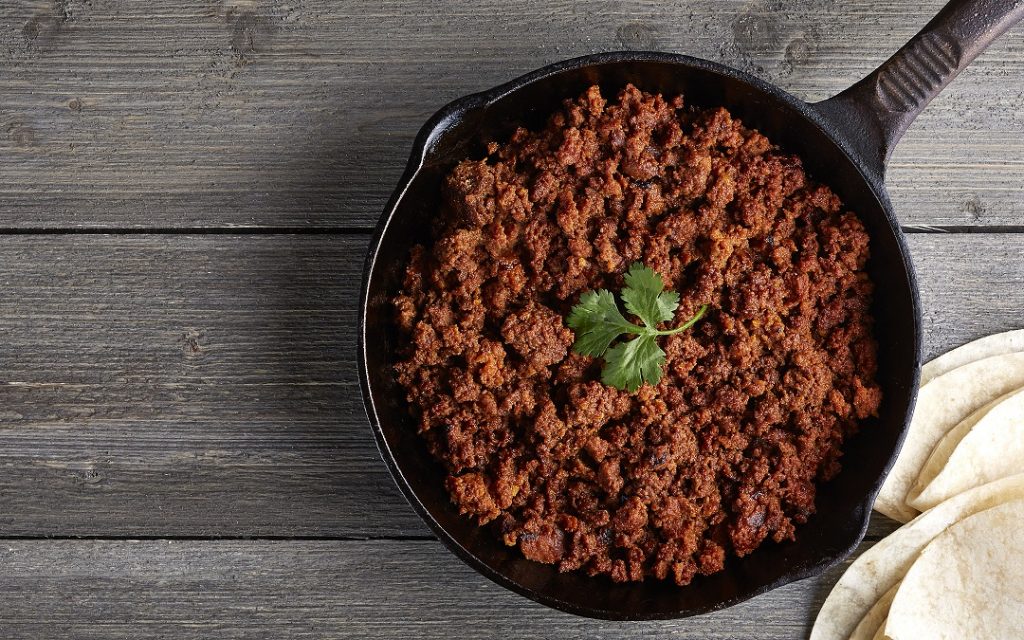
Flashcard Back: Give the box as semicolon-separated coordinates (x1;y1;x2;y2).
245;82;465;535
244;218;432;535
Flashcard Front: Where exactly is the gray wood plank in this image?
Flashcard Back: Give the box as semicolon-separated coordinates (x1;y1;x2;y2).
0;233;428;536
0;538;872;639
0;0;1021;228
0;233;1020;537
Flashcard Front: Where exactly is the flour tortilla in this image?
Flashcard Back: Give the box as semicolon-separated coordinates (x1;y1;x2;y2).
871;621;888;640
904;387;1021;506
809;474;1024;640
920;329;1024;385
849;582;899;640
910;387;1024;511
885;499;1024;640
874;352;1024;522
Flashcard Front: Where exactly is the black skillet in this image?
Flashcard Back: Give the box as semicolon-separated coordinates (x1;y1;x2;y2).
359;0;1024;621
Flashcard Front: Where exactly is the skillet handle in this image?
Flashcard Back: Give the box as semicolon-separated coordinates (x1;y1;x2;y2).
813;0;1024;181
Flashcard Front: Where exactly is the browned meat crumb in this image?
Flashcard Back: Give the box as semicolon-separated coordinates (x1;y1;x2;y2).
392;84;881;585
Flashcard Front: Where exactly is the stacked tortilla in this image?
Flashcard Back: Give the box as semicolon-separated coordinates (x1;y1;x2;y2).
812;330;1024;640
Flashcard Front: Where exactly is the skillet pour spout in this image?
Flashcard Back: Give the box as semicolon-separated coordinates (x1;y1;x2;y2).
359;0;1024;620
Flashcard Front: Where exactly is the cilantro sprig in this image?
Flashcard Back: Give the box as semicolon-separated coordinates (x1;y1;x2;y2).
567;263;707;392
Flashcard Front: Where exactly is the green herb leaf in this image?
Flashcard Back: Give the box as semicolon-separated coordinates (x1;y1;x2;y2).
566;263;708;392
620;262;680;328
601;335;667;392
566;289;639;356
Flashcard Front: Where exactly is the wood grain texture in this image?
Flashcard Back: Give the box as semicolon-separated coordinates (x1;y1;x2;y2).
1;1;1022;635
0;538;866;639
0;233;424;536
0;232;1019;537
0;0;1021;229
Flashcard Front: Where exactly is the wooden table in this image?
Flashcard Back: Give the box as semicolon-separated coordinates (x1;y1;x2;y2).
1;1;1021;637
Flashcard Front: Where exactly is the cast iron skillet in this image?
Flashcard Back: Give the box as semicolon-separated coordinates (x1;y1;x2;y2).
360;0;1024;621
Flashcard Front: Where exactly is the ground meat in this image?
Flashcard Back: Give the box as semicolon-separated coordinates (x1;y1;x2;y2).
392;85;881;585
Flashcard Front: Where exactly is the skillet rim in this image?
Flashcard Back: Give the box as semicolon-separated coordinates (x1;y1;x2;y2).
358;49;922;620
